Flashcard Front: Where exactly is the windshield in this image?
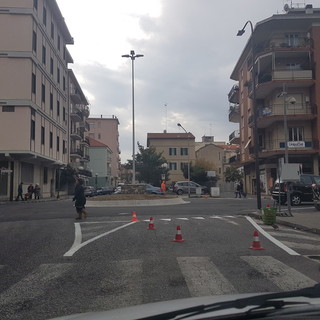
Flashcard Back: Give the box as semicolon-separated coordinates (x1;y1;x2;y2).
1;1;320;320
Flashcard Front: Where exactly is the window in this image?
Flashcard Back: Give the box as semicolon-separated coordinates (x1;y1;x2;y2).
32;73;36;94
180;162;188;171
285;34;299;47
31;120;35;140
2;106;15;112
43;7;47;25
50;93;53;110
180;148;188;156
50;132;53;148
63;107;66;121
169;147;177;156
169;162;177;170
51;22;54;39
63;140;66;154
57;67;60;84
43;167;48;184
56;136;60;152
42;45;46;65
58;35;61;51
21;162;34;183
63;46;66;60
57;100;60;116
50;58;53;75
41;126;45;145
89;133;95;138
41;84;45;103
98;133;101;139
289;127;304;141
89;123;95;129
63;76;66;91
33;0;38;10
32;31;37;52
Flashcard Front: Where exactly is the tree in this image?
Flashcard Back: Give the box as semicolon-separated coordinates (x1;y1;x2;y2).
224;166;243;182
127;143;169;185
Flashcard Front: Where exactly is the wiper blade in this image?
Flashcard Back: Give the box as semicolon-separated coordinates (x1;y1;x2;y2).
139;284;320;320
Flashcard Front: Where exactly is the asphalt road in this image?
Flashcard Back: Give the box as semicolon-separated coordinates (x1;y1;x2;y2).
0;197;320;319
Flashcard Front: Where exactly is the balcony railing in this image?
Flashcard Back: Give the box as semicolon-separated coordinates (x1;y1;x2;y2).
228;104;240;123
229;130;240;143
228;84;239;104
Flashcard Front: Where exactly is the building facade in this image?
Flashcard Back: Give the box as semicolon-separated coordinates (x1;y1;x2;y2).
229;4;320;195
147;132;196;183
0;0;74;200
86;116;120;187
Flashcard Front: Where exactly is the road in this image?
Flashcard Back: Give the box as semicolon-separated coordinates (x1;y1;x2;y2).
0;196;320;319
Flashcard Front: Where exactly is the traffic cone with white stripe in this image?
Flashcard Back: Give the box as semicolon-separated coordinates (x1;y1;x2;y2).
249;231;265;250
131;211;139;222
147;217;155;230
172;225;185;242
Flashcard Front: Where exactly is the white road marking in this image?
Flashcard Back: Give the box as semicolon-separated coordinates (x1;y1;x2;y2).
242;256;317;291
177;257;237;296
245;216;300;255
82;221;130;224
192;217;205;220
210;216;224;219
281;241;320;250
268;232;320;241
0;263;74;305
160;218;172;221
177;218;189;220
64;221;137;257
226;221;239;226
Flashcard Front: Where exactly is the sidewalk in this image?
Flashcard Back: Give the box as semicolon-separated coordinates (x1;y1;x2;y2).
249;209;320;235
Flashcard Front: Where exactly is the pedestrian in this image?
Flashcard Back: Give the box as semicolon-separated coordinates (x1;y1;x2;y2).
234;182;240;198
34;183;41;199
239;180;244;198
27;184;34;200
72;178;88;220
16;182;24;201
161;180;166;193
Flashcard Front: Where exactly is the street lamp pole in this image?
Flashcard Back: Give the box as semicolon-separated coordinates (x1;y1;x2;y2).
177;123;191;198
122;50;144;184
237;20;262;210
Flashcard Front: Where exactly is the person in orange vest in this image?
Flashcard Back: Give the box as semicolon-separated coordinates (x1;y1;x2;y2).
161;180;166;193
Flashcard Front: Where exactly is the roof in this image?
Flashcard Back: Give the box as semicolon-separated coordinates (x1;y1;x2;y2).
87;137;110;149
196;143;239;153
147;132;195;140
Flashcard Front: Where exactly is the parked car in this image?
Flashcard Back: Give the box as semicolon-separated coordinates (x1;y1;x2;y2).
96;186;114;195
145;184;164;195
173;181;209;195
84;186;97;197
272;174;320;205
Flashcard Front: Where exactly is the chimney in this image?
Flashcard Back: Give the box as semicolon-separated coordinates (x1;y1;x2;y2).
306;4;313;14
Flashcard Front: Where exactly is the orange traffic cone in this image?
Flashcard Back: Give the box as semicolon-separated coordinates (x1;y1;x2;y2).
249;231;265;250
172;226;185;242
131;211;139;222
147;217;155;230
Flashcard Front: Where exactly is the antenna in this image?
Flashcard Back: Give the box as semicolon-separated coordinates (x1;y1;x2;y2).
164;103;168;132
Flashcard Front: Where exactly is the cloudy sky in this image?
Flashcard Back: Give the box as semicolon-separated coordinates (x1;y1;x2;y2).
56;0;319;163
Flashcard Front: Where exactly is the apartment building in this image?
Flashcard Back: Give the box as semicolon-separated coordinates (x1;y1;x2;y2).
229;4;320;195
86;116;120;187
147;132;195;183
69;70;91;183
0;0;74;200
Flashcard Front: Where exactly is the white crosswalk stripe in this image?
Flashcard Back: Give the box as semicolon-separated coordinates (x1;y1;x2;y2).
177;257;237;296
241;256;317;291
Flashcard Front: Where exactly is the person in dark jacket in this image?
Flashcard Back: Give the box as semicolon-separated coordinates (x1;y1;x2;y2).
72;178;88;220
16;182;24;201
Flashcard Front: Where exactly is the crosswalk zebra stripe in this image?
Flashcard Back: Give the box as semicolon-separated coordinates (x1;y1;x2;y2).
192;217;205;220
210;216;224;219
177;257;237;296
0;263;74;305
241;256;317;291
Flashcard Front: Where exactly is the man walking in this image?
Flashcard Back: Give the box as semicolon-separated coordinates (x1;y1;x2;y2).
16;182;24;201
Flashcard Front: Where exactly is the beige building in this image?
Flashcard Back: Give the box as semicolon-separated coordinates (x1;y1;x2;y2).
147;132;196;183
229;4;320;195
86;116;120;187
0;0;74;200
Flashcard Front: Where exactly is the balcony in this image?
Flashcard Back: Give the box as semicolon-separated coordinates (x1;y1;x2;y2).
70;129;82;140
228;104;240;123
248;103;316;128
228;84;239;104
70;148;83;158
229;130;240;144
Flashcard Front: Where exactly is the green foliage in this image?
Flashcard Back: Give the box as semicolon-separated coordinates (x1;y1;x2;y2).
128;143;169;186
224;166;243;182
182;160;218;186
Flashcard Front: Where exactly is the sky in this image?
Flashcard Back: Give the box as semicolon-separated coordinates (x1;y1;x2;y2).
56;0;320;163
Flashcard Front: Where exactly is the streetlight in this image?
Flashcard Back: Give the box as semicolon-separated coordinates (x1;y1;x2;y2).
177;123;191;198
122;50;144;184
237;20;262;210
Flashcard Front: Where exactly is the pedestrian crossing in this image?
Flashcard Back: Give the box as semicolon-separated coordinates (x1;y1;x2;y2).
0;255;318;319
